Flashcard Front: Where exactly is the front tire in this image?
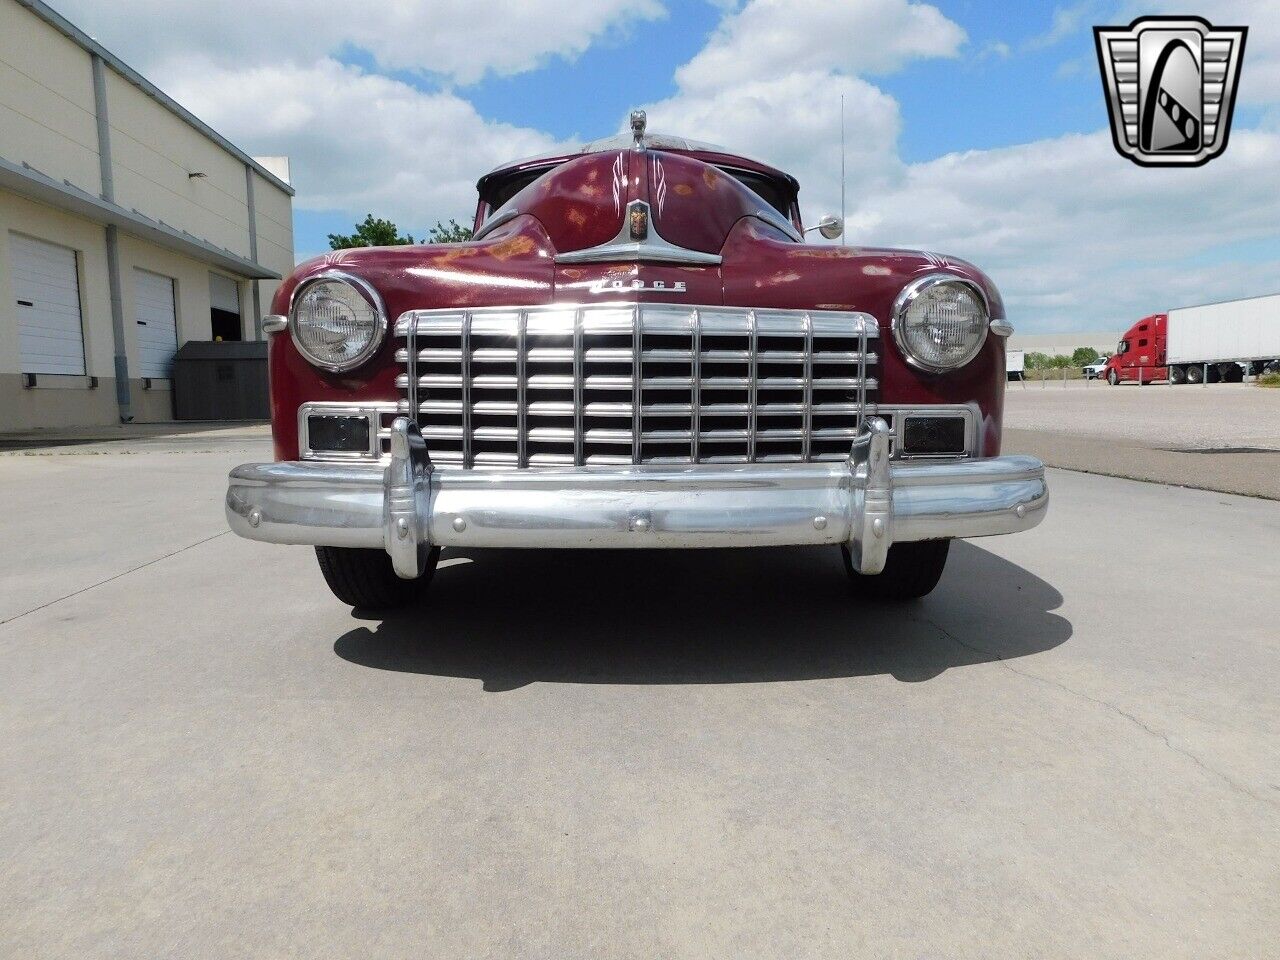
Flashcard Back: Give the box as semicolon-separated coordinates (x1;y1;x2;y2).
1107;369;1119;386
840;540;951;601
315;545;440;609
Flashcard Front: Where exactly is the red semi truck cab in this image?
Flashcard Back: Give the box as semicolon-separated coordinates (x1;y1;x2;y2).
1102;314;1166;385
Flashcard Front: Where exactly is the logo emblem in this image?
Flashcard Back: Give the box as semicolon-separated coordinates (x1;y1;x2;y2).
588;278;687;295
1094;16;1246;167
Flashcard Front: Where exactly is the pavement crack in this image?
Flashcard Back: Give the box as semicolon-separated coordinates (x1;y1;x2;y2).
920;614;1278;812
0;531;229;628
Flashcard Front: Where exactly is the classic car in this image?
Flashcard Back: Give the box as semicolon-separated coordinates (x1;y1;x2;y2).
226;112;1048;609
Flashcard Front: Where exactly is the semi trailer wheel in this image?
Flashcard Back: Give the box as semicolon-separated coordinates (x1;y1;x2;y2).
315;545;441;609
1186;364;1203;384
1169;365;1186;385
840;540;951;601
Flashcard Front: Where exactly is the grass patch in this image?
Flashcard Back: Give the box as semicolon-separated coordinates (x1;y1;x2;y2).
1259;372;1280;388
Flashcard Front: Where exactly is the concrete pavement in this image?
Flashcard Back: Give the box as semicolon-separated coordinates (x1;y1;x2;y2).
1;436;1277;958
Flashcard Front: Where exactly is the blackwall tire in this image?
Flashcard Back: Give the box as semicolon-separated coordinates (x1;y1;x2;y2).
840;540;951;602
314;545;441;609
1107;369;1119;386
1186;364;1203;384
1169;365;1186;385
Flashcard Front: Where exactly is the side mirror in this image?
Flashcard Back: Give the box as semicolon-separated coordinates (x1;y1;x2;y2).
805;214;843;240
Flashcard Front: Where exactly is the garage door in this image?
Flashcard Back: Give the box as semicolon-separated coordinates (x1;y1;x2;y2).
134;269;178;378
10;233;86;375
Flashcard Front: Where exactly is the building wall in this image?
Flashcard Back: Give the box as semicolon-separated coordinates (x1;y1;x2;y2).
0;190;258;428
106;69;254;260
0;0;294;431
0;1;100;197
252;168;294;315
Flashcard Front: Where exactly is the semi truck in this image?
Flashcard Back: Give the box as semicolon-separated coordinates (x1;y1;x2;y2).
1102;293;1280;385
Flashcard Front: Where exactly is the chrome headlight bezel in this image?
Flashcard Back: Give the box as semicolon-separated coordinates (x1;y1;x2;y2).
288;270;388;373
891;273;992;374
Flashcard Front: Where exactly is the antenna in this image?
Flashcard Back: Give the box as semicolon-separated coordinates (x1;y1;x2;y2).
839;94;846;243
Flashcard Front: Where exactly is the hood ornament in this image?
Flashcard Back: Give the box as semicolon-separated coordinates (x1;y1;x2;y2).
555;199;722;266
630;110;647;150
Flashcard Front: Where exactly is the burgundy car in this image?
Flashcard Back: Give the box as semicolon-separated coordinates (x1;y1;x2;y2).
226;113;1048;609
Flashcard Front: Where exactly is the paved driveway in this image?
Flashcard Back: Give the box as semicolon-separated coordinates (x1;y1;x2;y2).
2;436;1277;958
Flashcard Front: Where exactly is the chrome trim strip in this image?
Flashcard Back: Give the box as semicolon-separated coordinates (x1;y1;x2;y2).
472;207;520;241
752;207;803;242
555;199;723;266
288;269;388;374
891;273;991;374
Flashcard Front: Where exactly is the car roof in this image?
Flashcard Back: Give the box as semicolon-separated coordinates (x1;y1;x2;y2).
477;131;800;195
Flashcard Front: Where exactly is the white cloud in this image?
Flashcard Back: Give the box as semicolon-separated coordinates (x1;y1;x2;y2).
845;130;1280;329
59;0;665;84
162;59;565;227
643;71;903;208
641;0;965;222
675;0;965;92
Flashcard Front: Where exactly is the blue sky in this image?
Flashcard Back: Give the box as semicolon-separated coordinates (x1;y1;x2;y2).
54;0;1280;331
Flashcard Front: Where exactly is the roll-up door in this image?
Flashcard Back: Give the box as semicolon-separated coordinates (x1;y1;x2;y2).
11;233;86;375
134;269;178;378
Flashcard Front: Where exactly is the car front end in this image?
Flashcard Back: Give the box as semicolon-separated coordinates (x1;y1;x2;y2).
226;123;1047;607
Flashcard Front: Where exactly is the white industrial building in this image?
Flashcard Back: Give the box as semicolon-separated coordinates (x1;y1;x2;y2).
1006;331;1123;358
1;0;294;430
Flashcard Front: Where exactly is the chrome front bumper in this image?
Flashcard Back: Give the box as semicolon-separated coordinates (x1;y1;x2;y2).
226;417;1048;578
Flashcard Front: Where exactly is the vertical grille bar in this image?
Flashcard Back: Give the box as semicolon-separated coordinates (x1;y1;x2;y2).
405;317;418;423
460;311;473;468
631;305;642;464
801;311;813;461
690;308;701;464
573;307;584;466
516;308;528;468
747;309;758;463
857;318;868;430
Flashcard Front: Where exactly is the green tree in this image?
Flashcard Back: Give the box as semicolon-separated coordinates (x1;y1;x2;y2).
1071;346;1101;366
1025;352;1053;370
328;214;415;250
1050;354;1072;368
427;219;473;243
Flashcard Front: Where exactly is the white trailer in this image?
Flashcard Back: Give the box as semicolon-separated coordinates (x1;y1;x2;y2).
1167;293;1280;369
1006;348;1025;381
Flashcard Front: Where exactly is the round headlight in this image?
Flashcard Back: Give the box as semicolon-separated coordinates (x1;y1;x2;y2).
892;274;990;372
290;273;386;373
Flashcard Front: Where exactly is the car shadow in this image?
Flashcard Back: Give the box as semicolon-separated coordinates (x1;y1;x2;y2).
332;541;1070;691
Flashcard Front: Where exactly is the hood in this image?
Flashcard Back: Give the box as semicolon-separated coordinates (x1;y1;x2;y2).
487;149;797;257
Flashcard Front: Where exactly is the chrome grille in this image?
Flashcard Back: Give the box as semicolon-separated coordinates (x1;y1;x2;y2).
394;304;879;469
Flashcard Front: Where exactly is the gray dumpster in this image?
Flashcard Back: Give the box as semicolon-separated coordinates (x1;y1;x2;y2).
172;341;269;420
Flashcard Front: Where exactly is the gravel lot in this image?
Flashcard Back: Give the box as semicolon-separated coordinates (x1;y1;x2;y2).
2;433;1278;958
1004;380;1280;499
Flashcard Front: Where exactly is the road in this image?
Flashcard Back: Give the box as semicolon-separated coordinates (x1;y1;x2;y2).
2;434;1277;958
1005;379;1280;499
